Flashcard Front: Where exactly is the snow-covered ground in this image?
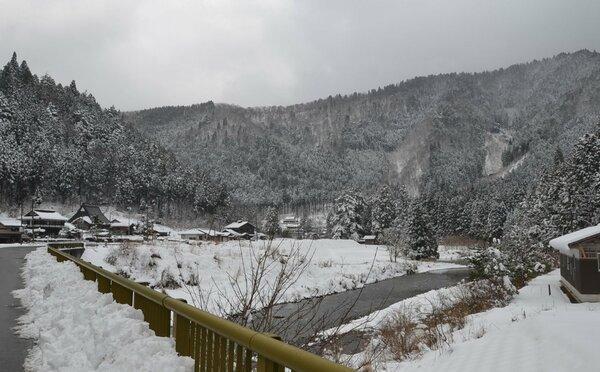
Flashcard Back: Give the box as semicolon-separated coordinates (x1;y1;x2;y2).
348;270;600;371
13;248;193;372
81;239;464;315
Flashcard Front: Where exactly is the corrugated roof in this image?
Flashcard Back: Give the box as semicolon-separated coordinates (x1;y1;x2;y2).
549;225;600;254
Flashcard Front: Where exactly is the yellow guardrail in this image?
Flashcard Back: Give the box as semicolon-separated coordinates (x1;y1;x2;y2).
47;244;352;372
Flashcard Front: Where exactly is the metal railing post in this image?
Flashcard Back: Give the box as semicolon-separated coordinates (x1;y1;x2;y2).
258;334;285;372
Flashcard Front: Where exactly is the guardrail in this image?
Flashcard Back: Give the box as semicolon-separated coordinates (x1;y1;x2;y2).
47;244;352;372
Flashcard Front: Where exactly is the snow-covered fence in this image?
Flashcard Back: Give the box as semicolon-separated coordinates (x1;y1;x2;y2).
47;245;351;372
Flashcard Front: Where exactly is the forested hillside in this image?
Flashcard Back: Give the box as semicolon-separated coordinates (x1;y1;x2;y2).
0;53;228;217
129;50;600;210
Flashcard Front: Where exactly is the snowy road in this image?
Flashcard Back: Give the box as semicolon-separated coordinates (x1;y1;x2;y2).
0;245;36;371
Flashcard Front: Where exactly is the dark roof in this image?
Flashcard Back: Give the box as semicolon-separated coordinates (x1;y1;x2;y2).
69;204;110;224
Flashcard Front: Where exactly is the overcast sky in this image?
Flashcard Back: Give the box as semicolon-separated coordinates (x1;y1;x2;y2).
1;0;600;111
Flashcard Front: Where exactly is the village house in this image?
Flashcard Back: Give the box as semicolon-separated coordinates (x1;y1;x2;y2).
223;221;256;236
281;216;302;238
71;216;94;230
179;228;205;240
150;223;171;237
179;228;229;243
550;225;600;302
21;209;68;236
69;204;110;229
0;217;22;243
109;219;133;235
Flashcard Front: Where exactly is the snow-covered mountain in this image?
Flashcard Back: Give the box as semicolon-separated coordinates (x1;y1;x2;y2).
128;50;600;204
0;53;228;215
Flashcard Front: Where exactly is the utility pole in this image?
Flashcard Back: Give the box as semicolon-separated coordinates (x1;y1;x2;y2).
19;203;23;244
31;197;35;242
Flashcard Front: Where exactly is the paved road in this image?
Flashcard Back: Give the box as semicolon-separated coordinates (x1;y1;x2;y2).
0;246;36;371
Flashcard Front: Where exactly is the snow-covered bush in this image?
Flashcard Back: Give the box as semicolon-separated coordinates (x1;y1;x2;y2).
105;242;139;267
469;244;554;288
158;269;180;289
469;247;512;280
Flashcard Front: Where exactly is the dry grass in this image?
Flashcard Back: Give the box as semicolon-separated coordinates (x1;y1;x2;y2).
378;279;512;362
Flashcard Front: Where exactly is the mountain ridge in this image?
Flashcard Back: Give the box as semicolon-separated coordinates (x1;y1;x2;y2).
127;50;600;204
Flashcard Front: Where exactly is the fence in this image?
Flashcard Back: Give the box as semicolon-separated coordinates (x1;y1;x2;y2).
47;244;352;372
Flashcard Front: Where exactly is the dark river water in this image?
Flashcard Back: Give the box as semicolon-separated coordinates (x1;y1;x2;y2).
252;267;471;348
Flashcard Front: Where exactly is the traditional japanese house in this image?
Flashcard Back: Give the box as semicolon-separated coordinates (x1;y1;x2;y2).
21;209;67;236
223;221;256;235
69;204;110;228
0;217;22;243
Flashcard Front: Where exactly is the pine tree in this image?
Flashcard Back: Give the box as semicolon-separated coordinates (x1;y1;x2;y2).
327;192;368;240
370;185;397;234
406;198;438;259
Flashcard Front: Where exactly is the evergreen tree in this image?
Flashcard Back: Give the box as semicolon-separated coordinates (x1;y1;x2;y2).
327;192;368;240
406;198;439;259
263;206;280;238
299;215;314;236
370;185;397;234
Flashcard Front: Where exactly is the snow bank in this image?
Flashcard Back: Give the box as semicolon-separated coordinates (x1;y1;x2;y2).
13;248;193;372
378;270;600;372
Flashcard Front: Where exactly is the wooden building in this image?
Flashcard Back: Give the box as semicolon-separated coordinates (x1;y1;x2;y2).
179;228;229;243
69;204;110;228
223;221;256;235
281;216;302;238
360;235;378;245
550;225;600;302
21;209;67;236
0;217;22;243
71;216;93;230
109;219;133;235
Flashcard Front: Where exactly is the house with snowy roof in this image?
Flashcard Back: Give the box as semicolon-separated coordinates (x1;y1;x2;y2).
179;228;230;242
21;209;67;236
109;219;134;235
69;204;110;228
0;217;22;243
550;225;600;302
223;220;256;236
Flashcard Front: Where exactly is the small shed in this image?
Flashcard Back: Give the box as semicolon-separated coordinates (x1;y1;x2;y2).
360;235;378;245
110;219;133;235
550;225;600;302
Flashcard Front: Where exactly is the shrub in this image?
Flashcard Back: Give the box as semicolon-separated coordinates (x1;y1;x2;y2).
379;307;420;361
158;269;180;289
378;279;514;362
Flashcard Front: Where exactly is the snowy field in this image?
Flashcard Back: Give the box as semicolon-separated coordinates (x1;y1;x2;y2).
82;239;464;315
13;248;193;371
346;270;600;371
